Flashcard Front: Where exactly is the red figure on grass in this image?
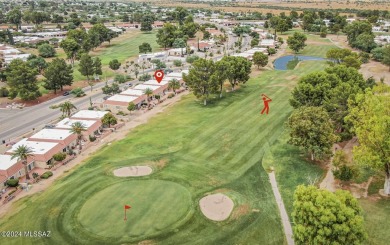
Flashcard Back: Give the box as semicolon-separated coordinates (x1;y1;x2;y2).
261;94;272;115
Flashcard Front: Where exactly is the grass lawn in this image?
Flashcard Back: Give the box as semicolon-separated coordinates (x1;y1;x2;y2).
360;198;390;245
90;30;160;65
0;57;329;244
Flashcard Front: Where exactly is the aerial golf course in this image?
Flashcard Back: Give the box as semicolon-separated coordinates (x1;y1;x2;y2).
4;37;386;244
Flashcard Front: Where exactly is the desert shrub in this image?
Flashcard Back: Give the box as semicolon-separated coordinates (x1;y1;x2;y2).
333;165;356;182
138;74;151;82
89;135;96;142
168;93;175;98
53;152;66;162
186;55;199;64
41;171;53;179
116;111;127;116
6;179;19;187
173;60;182;67
32;173;39;179
0;87;9;97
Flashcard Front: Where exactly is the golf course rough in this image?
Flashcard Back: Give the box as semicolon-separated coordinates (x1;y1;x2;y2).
77;180;192;239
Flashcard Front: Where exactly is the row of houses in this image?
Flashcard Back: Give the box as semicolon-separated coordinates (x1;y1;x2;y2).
101;70;188;113
0;44;30;64
0;110;109;191
232;47;269;60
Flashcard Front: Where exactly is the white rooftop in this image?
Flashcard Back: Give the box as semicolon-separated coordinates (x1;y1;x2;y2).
120;89;145;96
133;84;161;91
71;110;108;120
7;138;59;155
166;72;184;78
106;94;139;103
56;118;96;129
30;129;73;141
143;80;168;86
0;154;18;170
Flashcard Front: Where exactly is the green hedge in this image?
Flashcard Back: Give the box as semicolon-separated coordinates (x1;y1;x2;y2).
41;171;53;179
6;179;19;187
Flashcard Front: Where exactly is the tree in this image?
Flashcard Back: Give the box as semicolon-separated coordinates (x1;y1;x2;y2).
344;21;372;48
6;59;41;101
27;55;47;74
371;47;385;61
332;150;356;182
168;79;181;94
381;45;390;71
11;145;34;180
38;43;56;58
287;32;307;53
69;122;87;150
252;52;268;69
173;7;188;25
173;38;186;56
151;59;166;70
139;42;152;54
287;106;338;161
346;85;390;194
183;58;217;105
143;88;154;105
292;185;367;245
102;83;120;95
127;102;136;113
58;101;77;118
250;38;259;48
92;57;102;79
181;15;198;38
71;88;85;97
354;33;377;53
140;14;153;32
78;53;94;81
290;67;367;140
109;59;121;71
60;38;80;66
88;23;110;48
7;8;22;30
220;56;252;91
276;18;290;34
156;23;178;49
43;58;73;94
213;59;229;98
102;113;117;127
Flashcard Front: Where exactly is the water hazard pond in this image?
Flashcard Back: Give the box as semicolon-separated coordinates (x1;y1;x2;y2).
273;55;326;70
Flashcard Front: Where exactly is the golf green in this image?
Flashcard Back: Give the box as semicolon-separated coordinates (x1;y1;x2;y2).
77;180;193;239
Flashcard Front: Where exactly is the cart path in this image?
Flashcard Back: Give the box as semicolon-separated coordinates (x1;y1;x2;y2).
269;171;295;245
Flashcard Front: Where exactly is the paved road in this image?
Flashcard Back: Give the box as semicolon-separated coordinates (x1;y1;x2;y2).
269;171;295;245
0;82;109;143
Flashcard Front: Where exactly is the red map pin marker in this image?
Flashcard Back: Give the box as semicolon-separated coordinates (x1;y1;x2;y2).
154;70;164;83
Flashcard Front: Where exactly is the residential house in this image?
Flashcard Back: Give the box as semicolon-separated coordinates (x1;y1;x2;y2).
6;139;63;168
102;95;145;112
55;118;103;138
0;154;32;190
28;129;78;153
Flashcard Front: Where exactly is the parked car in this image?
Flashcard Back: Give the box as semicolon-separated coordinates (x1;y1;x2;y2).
63;91;70;96
103;96;110;100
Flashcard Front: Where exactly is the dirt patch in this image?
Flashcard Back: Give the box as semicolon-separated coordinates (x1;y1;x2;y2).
360;61;390;85
230;204;250;220
113;166;153;177
138;240;156;245
199;193;234;221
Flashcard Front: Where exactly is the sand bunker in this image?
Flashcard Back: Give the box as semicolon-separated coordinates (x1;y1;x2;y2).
113;166;153;177
199;193;234;221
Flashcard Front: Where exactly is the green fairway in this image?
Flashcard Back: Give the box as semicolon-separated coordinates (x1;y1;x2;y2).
91;31;160;65
0;43;336;244
78;180;192;239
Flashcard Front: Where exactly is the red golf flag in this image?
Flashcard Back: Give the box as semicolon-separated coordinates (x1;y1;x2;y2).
124;205;131;209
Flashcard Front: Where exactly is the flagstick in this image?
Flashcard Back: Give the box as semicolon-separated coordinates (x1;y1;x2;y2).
124;209;127;221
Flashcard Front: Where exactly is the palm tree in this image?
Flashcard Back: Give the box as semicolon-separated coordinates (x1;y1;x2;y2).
11;145;34;180
168;79;181;94
143;88;154;106
59;101;77;118
69;122;87;150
